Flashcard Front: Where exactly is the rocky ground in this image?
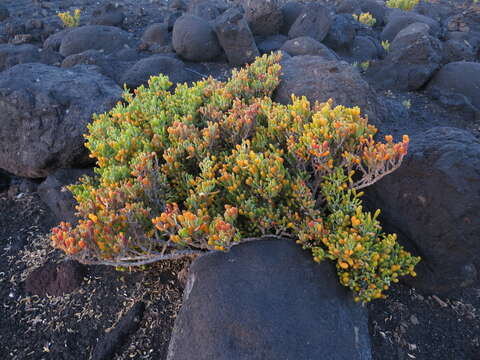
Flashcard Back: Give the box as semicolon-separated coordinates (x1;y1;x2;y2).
1;0;480;359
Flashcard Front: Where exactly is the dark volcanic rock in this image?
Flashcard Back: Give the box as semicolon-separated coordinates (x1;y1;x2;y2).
0;4;10;21
281;36;339;60
121;55;191;90
280;1;304;35
214;8;259;66
167;239;372;360
0;169;10;192
426;61;480;114
381;10;441;42
441;39;476;64
59;25;133;57
323;14;357;53
288;3;332;42
92;302;145;360
141;23;171;49
256;34;287;54
275;56;385;125
25;261;85;297
368;22;442;91
0;63;122;178
38;168;94;224
242;0;283;36
365;127;480;294
43;28;72;52
188;0;224;21
0;44;63;71
90;2;125;27
61;50;134;85
172;15;221;62
351;36;382;62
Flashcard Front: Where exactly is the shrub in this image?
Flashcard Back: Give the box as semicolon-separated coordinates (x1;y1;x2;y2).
51;53;419;303
381;40;391;52
58;9;81;27
386;0;419;11
352;12;377;27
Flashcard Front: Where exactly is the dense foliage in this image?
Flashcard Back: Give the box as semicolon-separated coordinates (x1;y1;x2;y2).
51;53;419;302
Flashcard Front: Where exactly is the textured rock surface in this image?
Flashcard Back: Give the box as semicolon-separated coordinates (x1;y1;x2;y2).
426;61;480;113
38;168;94;224
0;63;122;178
214;8;259;66
59;25;133;57
275;56;385;124
167;239;372;360
365;127;480;294
172;15;221;61
368;23;442;91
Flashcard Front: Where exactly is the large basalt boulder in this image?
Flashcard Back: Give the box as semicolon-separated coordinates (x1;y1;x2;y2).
172;15;221;62
89;2;125;27
381;10;441;41
441;39;476;64
281;36;339;60
242;0;283;36
365;127;480;294
141;23;170;48
323;14;357;53
59;25;133;57
426;61;480;113
280;1;304;35
288;3;332;42
38;168;94;224
43;28;72;52
121;55;192;90
351;36;382;62
0;44;63;71
256;34;288;55
187;0;224;21
61;49;133;85
368;23;442;91
275;56;386;125
0;63;122;178
167;239;372;360
214;8;259;66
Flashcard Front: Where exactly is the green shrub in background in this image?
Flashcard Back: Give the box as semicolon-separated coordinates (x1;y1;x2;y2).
386;0;419;11
58;9;81;27
51;53;419;303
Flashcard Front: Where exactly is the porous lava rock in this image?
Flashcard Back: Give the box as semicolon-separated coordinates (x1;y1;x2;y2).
167;239;372;360
172;15;221;62
121;55;192;90
426;61;480;114
0;44;63;71
365;127;480;294
0;63;122;178
368;22;442;91
89;2;125;27
242;0;283;37
25;260;85;297
288;3;332;42
38;168;94;224
275;55;386;125
281;36;339;60
381;10;441;42
214;7;259;66
59;25;133;57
